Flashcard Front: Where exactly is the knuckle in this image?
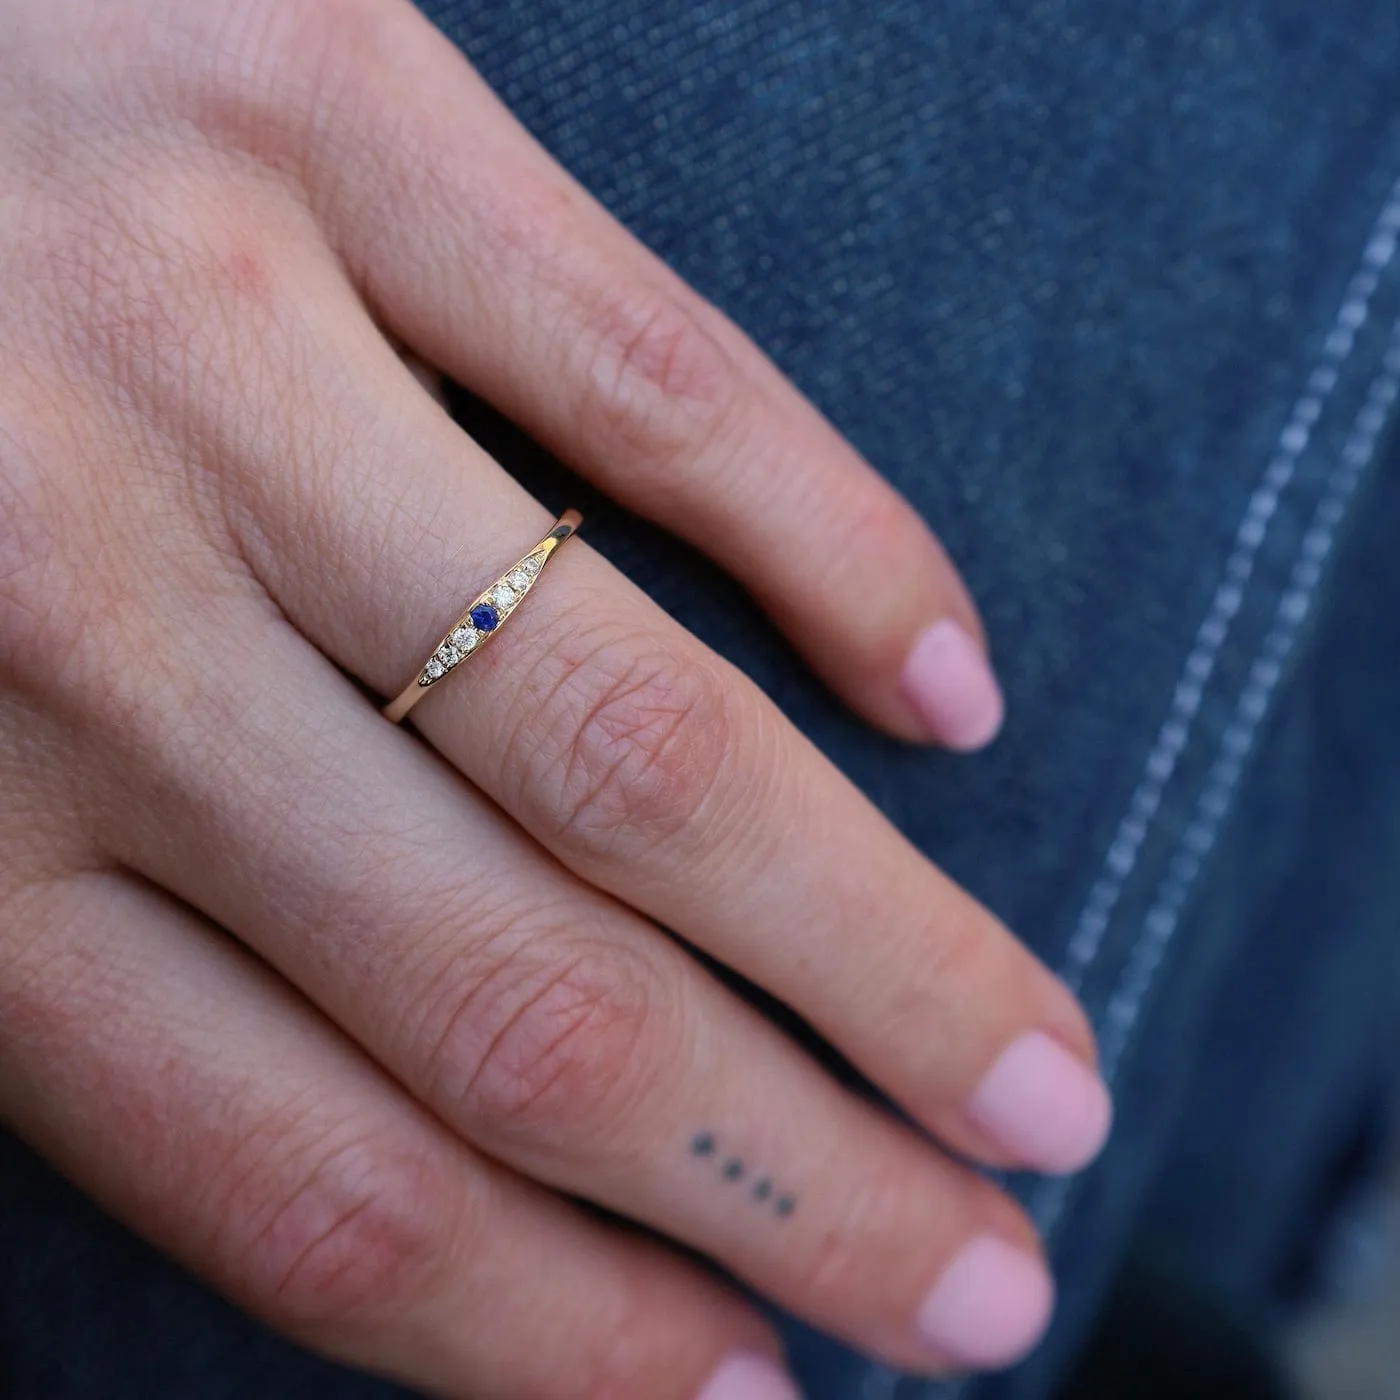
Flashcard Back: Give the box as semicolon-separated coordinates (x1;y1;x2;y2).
506;634;739;864
572;1281;682;1400
5;99;296;432
0;417;76;689
39;188;270;418
575;283;741;465
831;485;931;580
0;878;97;1047
11;185;306;584
0;389;227;718
233;1128;461;1332
105;0;371;150
803;1161;912;1314
194;0;402;176
0;401;126;704
921;897;1002;999
425;928;663;1154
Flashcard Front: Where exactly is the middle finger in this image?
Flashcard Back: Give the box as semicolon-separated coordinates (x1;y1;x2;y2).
223;243;1111;1181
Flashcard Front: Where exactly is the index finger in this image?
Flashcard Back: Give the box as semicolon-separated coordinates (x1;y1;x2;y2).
246;0;1005;750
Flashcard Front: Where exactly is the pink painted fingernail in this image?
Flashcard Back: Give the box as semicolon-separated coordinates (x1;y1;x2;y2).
916;1235;1054;1370
968;1031;1113;1175
693;1352;802;1400
901;620;1005;751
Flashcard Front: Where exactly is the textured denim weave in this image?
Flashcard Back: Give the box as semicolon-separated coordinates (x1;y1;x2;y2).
422;6;1400;1396
2;2;1399;1398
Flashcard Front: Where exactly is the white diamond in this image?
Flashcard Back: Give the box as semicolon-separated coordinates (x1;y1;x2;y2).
491;583;517;608
522;555;542;576
452;626;477;650
426;658;444;679
440;644;459;666
507;568;531;591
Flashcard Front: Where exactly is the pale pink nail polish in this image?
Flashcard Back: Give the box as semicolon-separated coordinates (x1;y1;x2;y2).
693;1352;802;1400
916;1235;1054;1370
967;1031;1113;1175
900;620;1005;751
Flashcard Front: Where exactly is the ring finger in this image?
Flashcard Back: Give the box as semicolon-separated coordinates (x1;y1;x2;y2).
219;229;1110;1185
90;572;1054;1375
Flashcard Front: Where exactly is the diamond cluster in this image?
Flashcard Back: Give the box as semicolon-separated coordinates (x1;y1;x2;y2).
418;551;545;686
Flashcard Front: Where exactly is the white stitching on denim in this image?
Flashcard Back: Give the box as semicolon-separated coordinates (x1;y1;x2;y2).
1058;173;1400;995
1026;182;1400;1256
875;169;1400;1400
1031;309;1400;1248
1096;313;1400;1081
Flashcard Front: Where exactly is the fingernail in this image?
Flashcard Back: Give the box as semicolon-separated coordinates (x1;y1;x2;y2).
901;620;1005;751
694;1352;802;1400
967;1031;1113;1174
916;1235;1054;1370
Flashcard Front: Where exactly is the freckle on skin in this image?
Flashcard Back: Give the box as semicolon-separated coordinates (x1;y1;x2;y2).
690;1132;716;1156
225;248;271;306
723;1158;744;1181
775;1195;796;1218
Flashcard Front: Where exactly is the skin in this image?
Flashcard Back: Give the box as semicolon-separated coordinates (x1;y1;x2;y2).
0;0;1103;1394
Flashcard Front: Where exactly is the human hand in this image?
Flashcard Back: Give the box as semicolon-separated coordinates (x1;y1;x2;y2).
0;2;1110;1395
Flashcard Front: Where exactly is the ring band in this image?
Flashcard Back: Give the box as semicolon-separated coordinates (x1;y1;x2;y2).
382;509;582;725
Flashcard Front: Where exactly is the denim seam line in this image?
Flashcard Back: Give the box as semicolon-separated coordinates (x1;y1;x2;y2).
1026;299;1400;1260
915;170;1400;1400
1095;309;1400;1083
1057;168;1400;1000
1017;162;1400;1256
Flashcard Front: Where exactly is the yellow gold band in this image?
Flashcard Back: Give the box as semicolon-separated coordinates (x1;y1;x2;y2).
382;509;582;725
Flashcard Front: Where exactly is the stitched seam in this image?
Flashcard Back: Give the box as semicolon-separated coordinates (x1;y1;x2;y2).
1031;308;1400;1250
1058;172;1400;995
1097;312;1400;1079
896;159;1400;1400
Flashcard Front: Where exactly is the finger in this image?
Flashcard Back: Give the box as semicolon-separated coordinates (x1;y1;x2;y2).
296;0;1003;749
199;252;1109;1183
17;147;1086;1363
83;605;1055;1376
0;867;791;1400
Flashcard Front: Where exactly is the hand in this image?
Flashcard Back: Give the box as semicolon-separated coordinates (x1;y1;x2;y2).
0;2;1110;1396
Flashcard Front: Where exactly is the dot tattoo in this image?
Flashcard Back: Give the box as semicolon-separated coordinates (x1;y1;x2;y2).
687;1133;794;1218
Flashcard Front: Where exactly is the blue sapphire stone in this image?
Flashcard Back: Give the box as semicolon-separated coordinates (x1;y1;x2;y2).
470;603;500;632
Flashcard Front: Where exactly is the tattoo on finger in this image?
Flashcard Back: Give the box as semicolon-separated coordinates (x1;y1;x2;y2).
689;1131;797;1218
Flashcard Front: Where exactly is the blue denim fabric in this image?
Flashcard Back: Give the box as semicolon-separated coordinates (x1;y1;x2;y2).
3;2;1400;1398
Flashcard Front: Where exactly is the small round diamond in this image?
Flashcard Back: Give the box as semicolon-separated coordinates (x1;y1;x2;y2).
491;583;517;609
522;555;542;576
439;644;459;666
426;658;444;680
470;603;500;632
507;568;530;591
451;626;477;650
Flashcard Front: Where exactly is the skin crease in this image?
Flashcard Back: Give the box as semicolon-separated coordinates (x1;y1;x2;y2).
0;2;1111;1397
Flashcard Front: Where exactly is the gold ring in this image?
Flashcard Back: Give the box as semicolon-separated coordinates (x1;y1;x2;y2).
383;509;581;725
